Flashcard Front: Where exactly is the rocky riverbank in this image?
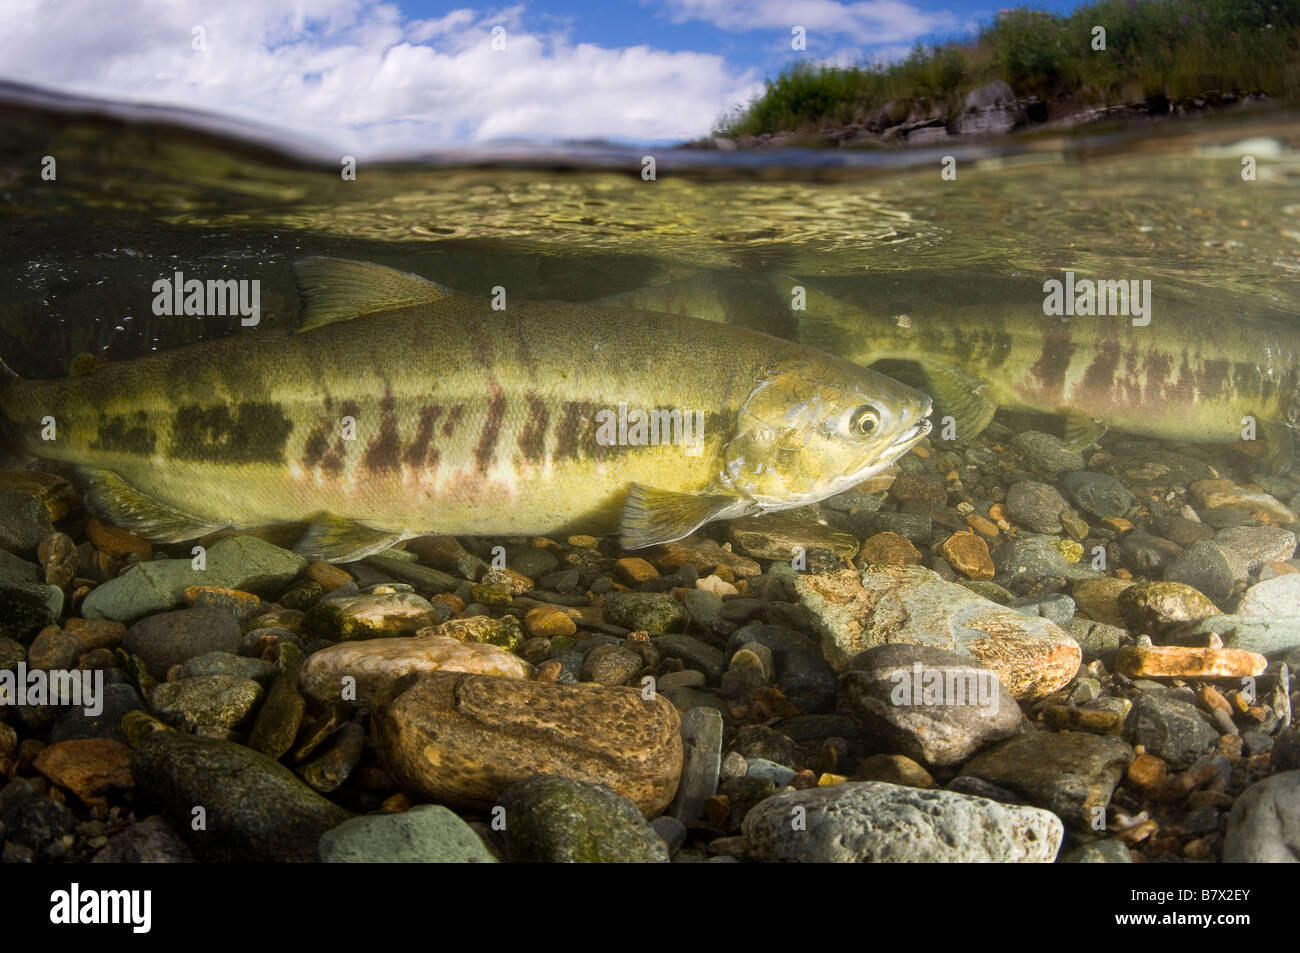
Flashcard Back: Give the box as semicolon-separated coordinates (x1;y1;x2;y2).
695;82;1278;151
1;418;1298;863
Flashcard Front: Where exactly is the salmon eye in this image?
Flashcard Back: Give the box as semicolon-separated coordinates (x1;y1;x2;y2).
853;406;880;437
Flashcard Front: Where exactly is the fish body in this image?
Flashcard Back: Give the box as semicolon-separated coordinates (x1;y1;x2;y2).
1;259;931;559
602;272;1300;465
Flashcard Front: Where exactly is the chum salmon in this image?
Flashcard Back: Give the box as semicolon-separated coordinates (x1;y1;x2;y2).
0;258;932;560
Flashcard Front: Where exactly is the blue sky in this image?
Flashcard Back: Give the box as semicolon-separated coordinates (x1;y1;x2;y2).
0;0;1087;152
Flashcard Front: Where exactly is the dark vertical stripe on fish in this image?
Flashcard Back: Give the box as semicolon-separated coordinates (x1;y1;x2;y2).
474;384;506;473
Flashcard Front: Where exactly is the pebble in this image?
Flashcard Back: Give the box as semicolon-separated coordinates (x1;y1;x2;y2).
372;672;682;816
742;781;1063;862
728;515;858;561
1009;431;1085;474
150;675;265;731
498;775;668;863
614;557;660;585
247;644;306;760
1124;691;1220;769
858;531;922;566
91;815;194;863
581;643;642;686
86;517;152;560
299;635;531;707
32;738;134;805
0;489;55;557
839;644;1021;766
422;614;523;650
1117;580;1219;634
938;532;994;580
123;608;243;680
602;591;686;635
296;721;365;792
671;706;723;823
1060;470;1133;518
1059;839;1133;863
797;566;1081;699
1005;481;1075;534
653;633;725;682
959;729;1134;828
307;561;353;591
318;804;496;863
306;591;441;641
0;794;76;861
1213;524;1298;573
1114;645;1267;679
991;537;1098;592
855;753;937;788
1190;479;1297;526
174;651;276;686
1163;541;1245;605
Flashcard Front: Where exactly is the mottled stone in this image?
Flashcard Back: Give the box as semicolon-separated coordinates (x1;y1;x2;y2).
373;672;683;816
796;567;1080;699
499;775;668;863
840;644;1022;767
742;781;1063;862
959;730;1133;828
300;635;531;707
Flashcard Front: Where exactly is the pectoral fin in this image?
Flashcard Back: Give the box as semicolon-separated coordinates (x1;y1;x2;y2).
294;512;409;562
74;466;225;541
1063;412;1108;452
619;484;747;550
919;364;998;443
1262;420;1295;475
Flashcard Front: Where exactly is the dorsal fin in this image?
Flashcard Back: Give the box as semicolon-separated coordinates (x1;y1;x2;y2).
291;257;450;332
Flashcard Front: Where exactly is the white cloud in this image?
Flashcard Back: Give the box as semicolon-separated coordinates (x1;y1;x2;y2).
664;0;960;46
0;0;762;154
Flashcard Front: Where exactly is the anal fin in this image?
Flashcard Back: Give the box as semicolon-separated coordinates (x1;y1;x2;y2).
619;484;746;550
294;512;408;563
74;466;225;541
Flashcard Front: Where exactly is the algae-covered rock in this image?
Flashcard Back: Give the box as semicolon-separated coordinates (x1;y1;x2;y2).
129;720;352;862
498;775;668;863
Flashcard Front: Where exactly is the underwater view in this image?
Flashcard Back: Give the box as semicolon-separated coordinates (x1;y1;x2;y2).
1;0;1299;897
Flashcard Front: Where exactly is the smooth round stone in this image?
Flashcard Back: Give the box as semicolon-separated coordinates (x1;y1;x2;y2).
300;635;531;707
318;804;497;863
1005;481;1074;535
1060;471;1132;518
1164;540;1244;605
1009;432;1084;475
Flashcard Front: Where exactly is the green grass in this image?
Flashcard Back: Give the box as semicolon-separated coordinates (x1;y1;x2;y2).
713;0;1300;138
